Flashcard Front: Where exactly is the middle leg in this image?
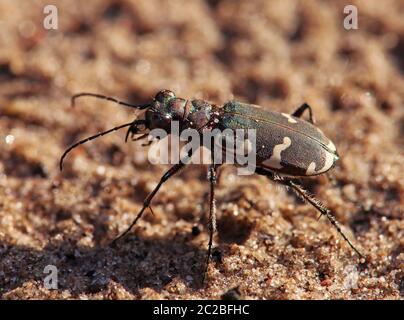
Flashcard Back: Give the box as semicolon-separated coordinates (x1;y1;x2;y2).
202;164;220;284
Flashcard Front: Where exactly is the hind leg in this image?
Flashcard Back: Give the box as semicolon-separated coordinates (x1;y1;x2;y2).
255;168;364;259
291;103;315;124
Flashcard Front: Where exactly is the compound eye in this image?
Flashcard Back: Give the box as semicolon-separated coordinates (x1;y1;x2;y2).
155;90;175;103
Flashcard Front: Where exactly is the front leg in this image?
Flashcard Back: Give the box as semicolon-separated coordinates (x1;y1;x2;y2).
112;161;188;245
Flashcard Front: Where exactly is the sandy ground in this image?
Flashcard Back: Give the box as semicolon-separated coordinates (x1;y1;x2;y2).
0;0;403;299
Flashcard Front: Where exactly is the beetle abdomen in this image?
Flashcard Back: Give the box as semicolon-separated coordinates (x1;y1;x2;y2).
219;101;339;176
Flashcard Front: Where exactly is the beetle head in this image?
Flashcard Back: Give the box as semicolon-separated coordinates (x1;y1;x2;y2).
146;89;184;132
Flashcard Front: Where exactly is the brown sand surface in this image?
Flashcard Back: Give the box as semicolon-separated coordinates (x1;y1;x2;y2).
0;0;403;299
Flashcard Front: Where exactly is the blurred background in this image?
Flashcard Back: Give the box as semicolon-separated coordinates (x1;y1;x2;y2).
0;0;403;299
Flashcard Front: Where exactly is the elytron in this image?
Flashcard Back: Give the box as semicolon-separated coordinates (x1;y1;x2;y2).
60;89;364;283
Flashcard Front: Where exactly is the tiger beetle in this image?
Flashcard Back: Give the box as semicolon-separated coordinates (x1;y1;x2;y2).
60;89;364;284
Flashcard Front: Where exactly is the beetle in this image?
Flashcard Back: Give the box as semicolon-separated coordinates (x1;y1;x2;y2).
60;89;364;283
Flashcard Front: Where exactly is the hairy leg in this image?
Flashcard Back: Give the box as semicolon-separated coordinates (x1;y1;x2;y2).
203;164;220;284
111;162;187;245
255;168;364;259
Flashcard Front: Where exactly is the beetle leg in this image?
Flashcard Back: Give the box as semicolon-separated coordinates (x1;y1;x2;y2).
141;140;153;147
111;161;188;245
131;133;148;142
127;131;153;146
203;164;220;284
255;168;364;259
291;103;315;124
125;120;148;143
280;178;364;259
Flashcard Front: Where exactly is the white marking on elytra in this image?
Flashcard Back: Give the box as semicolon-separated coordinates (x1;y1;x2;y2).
281;113;298;124
306;162;317;175
262;137;291;169
326;139;336;152
306;151;336;175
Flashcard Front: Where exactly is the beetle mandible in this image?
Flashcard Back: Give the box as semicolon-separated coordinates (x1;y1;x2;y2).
60;89;364;283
